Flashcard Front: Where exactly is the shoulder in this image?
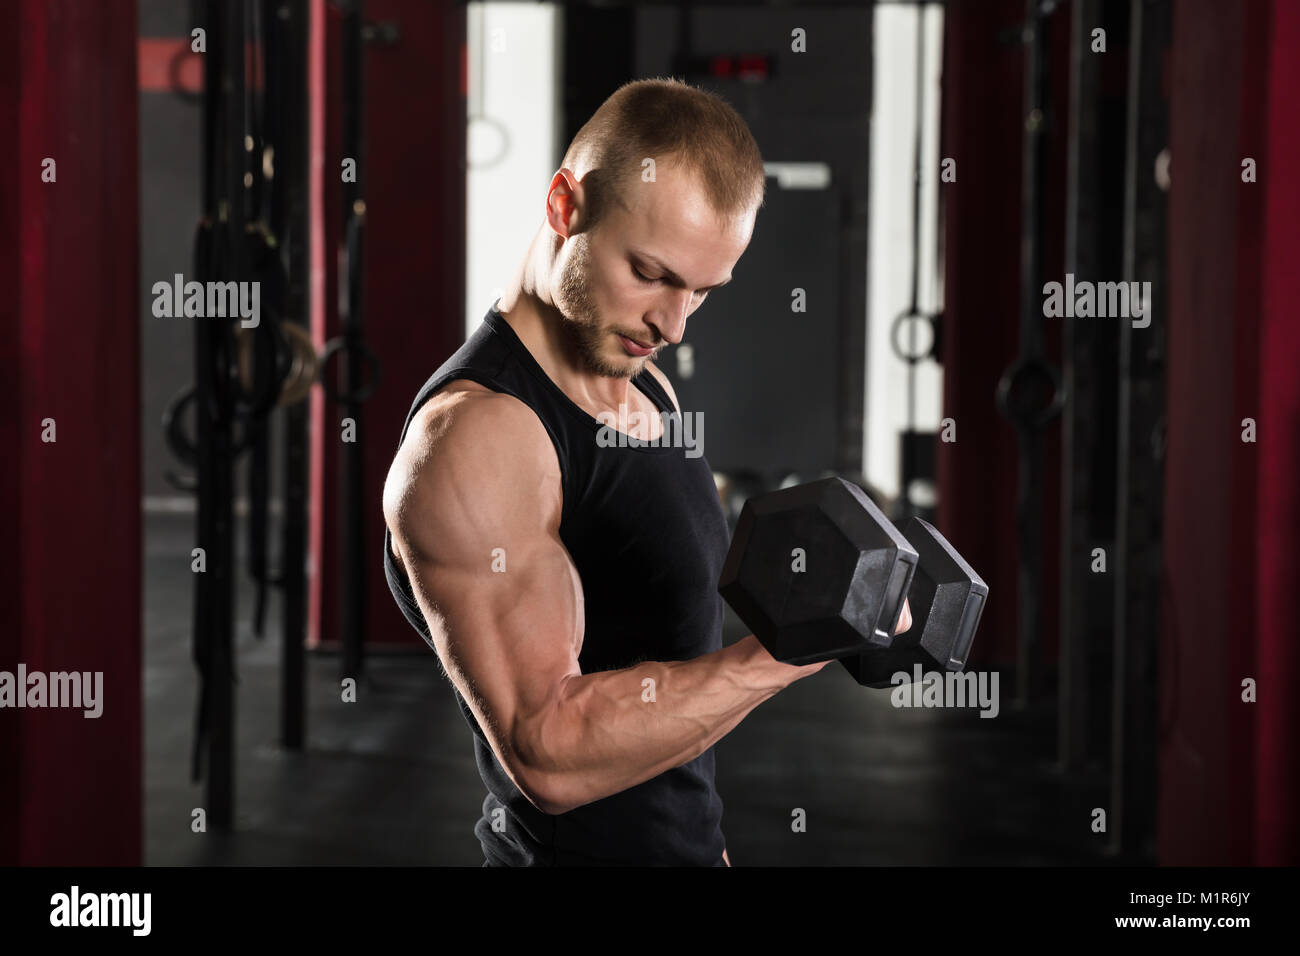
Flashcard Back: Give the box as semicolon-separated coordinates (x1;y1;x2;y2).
384;380;561;537
408;380;551;457
643;360;681;413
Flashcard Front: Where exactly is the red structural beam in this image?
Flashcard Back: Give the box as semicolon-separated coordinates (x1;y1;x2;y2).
1162;0;1300;865
0;0;141;865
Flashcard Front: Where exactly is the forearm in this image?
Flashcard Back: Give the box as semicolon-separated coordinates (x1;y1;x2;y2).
523;635;818;814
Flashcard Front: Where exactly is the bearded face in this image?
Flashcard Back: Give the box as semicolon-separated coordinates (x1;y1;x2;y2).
548;164;755;381
553;231;648;380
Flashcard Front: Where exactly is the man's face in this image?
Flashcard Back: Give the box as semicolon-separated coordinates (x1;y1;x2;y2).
553;163;755;380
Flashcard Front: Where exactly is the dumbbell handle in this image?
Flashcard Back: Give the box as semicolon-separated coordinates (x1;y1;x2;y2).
840;515;988;688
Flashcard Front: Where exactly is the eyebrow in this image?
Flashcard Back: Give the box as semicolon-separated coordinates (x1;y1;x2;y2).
631;251;732;292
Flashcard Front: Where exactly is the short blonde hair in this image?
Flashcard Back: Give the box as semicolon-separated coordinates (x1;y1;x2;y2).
561;77;766;230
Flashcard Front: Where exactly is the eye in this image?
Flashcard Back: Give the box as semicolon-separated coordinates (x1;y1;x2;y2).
631;264;658;284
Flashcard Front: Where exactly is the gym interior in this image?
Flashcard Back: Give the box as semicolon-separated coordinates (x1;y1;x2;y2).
3;0;1298;871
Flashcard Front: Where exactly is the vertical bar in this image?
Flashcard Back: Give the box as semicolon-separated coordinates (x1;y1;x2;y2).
1057;0;1102;771
836;1;873;477
1111;0;1168;860
306;0;329;649
280;0;311;749
206;0;250;830
1013;0;1049;706
340;0;366;682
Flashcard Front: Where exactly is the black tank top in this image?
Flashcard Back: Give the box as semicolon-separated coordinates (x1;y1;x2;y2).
383;304;729;866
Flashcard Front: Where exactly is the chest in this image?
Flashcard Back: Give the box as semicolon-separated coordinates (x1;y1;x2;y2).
560;448;730;662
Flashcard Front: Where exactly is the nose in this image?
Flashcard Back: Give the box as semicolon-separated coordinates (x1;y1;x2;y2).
647;288;693;346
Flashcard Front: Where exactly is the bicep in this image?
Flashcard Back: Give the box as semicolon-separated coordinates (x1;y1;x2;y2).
384;393;584;796
401;522;585;759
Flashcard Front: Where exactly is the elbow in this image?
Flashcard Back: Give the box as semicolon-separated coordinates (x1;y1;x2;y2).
520;774;574;817
513;764;579;816
509;697;582;816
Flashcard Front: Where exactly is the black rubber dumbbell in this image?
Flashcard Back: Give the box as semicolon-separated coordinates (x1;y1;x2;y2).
717;476;988;686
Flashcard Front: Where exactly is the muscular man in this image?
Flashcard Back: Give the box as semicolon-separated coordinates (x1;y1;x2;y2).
382;77;910;866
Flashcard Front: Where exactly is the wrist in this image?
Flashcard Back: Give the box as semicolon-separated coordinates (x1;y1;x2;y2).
734;634;806;693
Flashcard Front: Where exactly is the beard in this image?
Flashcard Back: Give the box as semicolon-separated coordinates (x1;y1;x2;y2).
554;233;650;380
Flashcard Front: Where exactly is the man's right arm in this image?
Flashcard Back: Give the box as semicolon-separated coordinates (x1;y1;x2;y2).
382;383;827;816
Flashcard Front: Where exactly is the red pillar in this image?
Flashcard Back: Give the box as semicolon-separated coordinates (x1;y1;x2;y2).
1161;0;1300;865
0;0;141;865
1250;0;1300;865
310;0;466;649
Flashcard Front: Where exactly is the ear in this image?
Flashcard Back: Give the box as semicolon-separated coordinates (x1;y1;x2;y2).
545;168;585;238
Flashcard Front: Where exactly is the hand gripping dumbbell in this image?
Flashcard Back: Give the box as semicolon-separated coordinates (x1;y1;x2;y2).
717;477;988;687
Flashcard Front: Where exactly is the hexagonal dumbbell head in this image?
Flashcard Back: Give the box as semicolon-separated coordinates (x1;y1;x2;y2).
841;516;988;688
718;477;919;665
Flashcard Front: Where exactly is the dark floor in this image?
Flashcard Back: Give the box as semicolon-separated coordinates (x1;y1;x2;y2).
146;511;1123;866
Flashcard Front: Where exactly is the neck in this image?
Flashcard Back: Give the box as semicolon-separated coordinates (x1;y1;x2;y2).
496;227;639;414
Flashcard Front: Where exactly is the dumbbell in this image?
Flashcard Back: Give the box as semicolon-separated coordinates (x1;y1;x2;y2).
717;476;988;687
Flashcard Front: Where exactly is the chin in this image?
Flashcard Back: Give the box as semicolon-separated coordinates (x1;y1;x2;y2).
611;360;642;380
603;340;647;373
616;355;646;379
581;345;637;380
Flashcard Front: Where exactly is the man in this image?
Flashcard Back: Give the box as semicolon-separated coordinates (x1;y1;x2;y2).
382;77;910;866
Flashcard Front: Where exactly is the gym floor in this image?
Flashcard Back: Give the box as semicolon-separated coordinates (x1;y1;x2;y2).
145;512;1121;866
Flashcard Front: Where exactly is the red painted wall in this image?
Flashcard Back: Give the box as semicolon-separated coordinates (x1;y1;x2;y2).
310;0;467;650
1253;0;1300;866
0;0;141;865
1161;0;1299;864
